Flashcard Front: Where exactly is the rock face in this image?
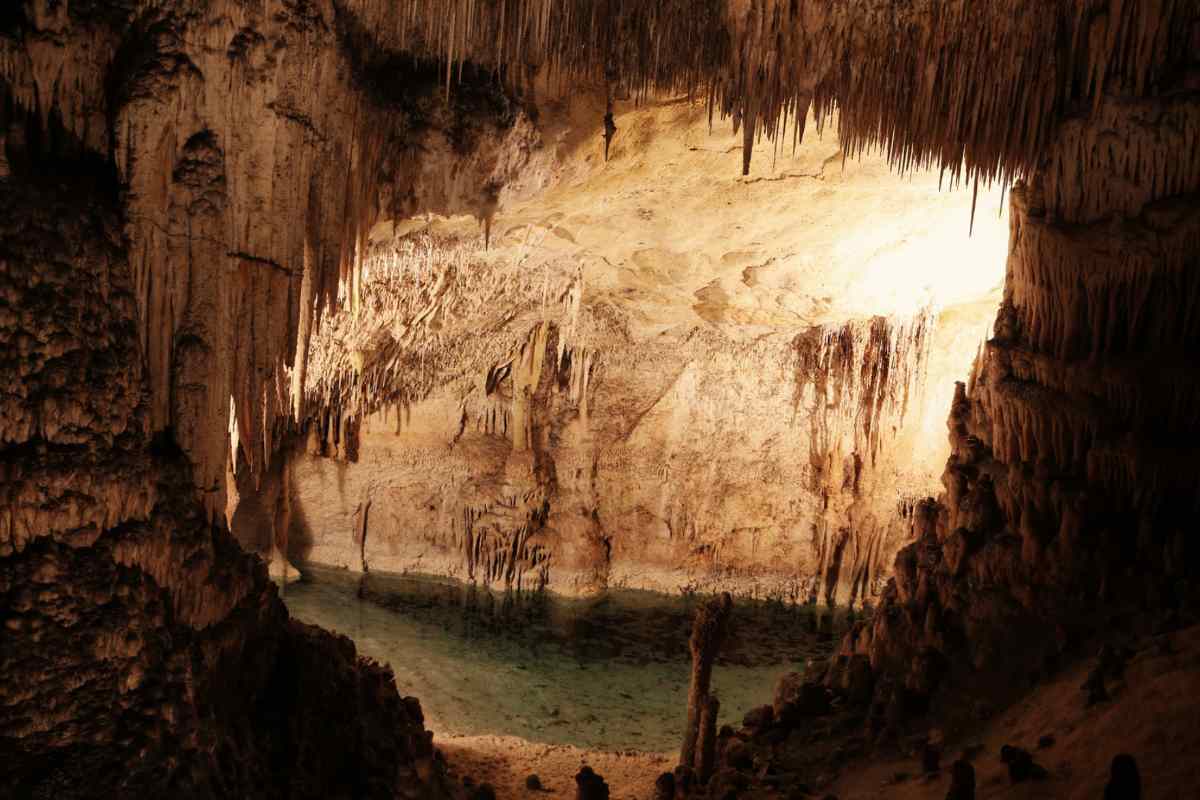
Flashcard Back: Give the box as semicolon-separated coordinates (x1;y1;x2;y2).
279;103;1006;601
0;1;532;796
2;0;538;522
824;15;1200;721
287;290;954;601
0;177;453;797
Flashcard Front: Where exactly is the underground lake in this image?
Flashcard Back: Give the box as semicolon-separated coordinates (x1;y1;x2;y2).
283;566;849;752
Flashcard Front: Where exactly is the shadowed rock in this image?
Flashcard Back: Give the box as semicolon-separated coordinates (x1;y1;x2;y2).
945;759;975;800
1105;754;1141;800
574;766;609;800
1000;745;1048;783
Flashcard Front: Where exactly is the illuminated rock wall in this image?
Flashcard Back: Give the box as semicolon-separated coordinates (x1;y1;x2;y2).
283;182;999;603
826;90;1200;721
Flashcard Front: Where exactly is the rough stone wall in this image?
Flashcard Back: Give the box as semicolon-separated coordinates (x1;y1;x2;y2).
264;90;1011;605
1;0;537;519
5;0;1199;788
825;80;1200;722
0;176;453;798
6;0;1192;516
1;2;531;796
282;226;952;602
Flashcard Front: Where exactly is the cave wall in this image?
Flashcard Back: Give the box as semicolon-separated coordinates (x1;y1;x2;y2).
0;173;453;797
290;312;948;602
0;1;530;795
4;0;1199;790
826;79;1200;722
280;214;995;603
267;95;1012;605
1;0;537;519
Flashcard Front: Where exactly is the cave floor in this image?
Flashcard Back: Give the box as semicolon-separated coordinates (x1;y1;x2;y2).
824;625;1200;800
440;734;673;800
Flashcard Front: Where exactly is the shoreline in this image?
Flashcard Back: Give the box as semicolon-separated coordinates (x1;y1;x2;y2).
437;733;673;799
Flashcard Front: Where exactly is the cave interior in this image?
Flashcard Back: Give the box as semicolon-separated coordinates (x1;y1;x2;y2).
2;1;1199;799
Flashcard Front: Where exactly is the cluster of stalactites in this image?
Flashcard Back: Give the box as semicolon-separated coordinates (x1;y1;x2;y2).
359;0;1195;203
2;2;516;508
6;0;1195;508
301;231;586;453
968;180;1200;510
791;308;936;469
453;493;553;590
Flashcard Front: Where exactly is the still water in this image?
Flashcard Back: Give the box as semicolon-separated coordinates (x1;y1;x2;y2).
283;566;842;752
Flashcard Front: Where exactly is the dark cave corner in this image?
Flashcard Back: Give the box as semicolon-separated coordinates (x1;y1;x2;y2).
0;150;456;798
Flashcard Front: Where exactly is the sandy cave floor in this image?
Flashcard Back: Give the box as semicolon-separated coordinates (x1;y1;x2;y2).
829;625;1200;800
440;734;673;799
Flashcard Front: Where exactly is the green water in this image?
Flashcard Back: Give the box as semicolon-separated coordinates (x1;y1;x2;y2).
282;566;842;752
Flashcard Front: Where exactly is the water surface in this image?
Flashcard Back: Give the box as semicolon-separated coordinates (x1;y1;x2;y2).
283;566;843;752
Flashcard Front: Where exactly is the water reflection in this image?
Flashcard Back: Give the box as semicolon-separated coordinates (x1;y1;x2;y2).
283;566;846;752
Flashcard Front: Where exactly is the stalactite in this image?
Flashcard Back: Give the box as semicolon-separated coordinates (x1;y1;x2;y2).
305;230;586;438
4;0;1193;516
791;310;935;468
344;0;1195;194
1;4;536;513
782;309;937;604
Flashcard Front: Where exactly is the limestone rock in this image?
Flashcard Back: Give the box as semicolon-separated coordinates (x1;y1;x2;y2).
773;673;832;721
276;102;1007;601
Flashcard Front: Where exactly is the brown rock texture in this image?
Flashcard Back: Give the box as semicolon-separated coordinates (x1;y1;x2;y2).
1;0;538;519
0;2;534;796
824;12;1200;724
0;176;453;797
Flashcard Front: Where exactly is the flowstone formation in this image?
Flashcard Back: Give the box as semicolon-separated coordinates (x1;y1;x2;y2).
273;103;1005;603
1;1;532;796
0;177;453;798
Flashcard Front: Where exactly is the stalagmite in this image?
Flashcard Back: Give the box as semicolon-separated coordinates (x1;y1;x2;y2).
695;694;721;784
680;593;733;769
